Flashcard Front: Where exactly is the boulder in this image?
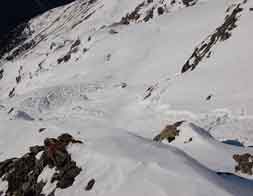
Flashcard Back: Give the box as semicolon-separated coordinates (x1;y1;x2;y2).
233;153;253;175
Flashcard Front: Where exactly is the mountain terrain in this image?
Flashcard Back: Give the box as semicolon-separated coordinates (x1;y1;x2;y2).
1;0;253;195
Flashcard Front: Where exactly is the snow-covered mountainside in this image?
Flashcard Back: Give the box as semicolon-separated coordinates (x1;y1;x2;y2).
1;0;253;195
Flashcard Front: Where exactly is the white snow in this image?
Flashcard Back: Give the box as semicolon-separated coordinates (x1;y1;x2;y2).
0;179;8;195
38;166;58;195
1;0;253;195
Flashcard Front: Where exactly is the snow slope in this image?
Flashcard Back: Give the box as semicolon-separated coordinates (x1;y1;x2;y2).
1;0;253;195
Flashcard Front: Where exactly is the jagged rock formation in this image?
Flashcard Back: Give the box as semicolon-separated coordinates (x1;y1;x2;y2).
181;3;244;73
119;0;198;25
0;133;82;196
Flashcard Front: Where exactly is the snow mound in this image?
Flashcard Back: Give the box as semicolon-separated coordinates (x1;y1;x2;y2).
169;122;253;173
65;130;253;196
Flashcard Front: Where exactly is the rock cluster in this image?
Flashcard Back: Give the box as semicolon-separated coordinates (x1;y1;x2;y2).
233;153;253;175
57;39;81;64
120;2;144;24
119;0;198;25
0;133;82;196
181;3;244;73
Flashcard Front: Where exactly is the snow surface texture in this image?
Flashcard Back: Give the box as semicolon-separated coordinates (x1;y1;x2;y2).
1;0;253;195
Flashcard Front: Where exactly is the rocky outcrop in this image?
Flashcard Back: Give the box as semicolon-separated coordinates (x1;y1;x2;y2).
181;3;244;73
0;133;83;196
119;0;198;25
233;153;253;175
153;121;185;142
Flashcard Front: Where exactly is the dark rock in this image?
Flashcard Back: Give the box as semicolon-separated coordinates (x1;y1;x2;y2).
143;7;155;22
58;133;74;145
182;0;197;7
233;153;253;175
71;47;79;54
206;94;213;101
50;42;56;50
157;7;164;15
0;69;4;80
171;0;176;5
44;138;58;147
57;52;71;64
62;53;71;62
55;163;82;188
119;2;144;24
38;128;46;133
184;137;193;144
88;0;97;4
16;75;21;84
83;48;88;53
58;39;82;64
216;171;234;176
153;121;183;143
106;54;111;61
8;88;15;98
29;145;45;155
85;179;95;191
70;39;81;50
3;153;37;195
144;85;156;100
0;158;17;177
173;120;185;127
120;82;127;88
7;107;14;114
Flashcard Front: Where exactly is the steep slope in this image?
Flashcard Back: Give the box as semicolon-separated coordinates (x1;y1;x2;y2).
1;0;253;195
